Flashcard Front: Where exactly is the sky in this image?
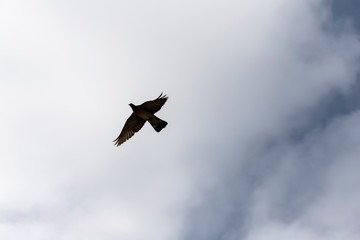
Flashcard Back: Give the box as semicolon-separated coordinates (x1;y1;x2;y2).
0;0;359;239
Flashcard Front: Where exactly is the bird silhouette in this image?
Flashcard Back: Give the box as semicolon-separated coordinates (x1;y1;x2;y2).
114;93;168;146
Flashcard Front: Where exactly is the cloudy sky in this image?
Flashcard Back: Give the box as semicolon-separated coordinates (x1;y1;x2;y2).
1;0;359;239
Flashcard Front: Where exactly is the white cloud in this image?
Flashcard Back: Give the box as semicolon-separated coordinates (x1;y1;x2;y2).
0;0;359;239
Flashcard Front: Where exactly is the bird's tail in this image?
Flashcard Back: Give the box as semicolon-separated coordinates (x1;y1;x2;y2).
148;115;168;132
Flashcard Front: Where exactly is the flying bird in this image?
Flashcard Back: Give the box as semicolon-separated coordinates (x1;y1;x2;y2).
113;93;168;146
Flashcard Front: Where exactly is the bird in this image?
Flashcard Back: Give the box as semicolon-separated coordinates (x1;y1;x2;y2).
113;93;168;146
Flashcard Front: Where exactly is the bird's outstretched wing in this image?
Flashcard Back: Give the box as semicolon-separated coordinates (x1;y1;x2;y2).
113;114;146;146
139;92;168;114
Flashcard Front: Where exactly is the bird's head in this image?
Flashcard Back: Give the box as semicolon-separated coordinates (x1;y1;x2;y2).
129;103;136;111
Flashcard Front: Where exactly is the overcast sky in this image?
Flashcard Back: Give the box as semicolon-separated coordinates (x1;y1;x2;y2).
1;0;359;239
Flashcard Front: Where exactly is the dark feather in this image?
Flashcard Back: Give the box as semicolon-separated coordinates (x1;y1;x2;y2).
140;92;168;114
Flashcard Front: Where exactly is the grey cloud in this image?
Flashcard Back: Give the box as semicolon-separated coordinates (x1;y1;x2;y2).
0;0;359;240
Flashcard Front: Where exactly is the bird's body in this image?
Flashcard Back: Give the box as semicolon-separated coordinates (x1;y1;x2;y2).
129;104;168;132
114;93;168;146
